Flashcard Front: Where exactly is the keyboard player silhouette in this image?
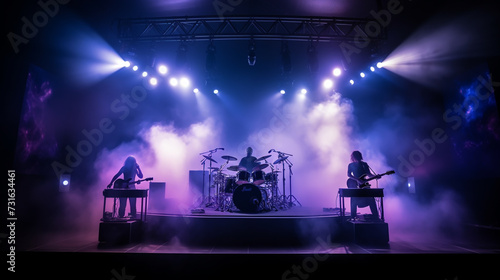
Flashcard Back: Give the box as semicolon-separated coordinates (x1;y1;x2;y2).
107;156;144;218
346;151;380;221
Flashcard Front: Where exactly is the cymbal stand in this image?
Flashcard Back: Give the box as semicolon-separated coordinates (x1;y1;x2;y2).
284;156;301;207
213;168;224;211
275;151;291;210
215;159;230;211
199;148;222;208
198;156;208;208
264;158;279;211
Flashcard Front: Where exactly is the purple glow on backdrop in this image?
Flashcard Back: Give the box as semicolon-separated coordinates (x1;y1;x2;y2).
15;65;58;173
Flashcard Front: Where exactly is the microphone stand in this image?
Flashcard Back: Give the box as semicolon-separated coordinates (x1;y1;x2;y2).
272;150;294;210
280;157;288;210
198;156;207;208
199;148;221;208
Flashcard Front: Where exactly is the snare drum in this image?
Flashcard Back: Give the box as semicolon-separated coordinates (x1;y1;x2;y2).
236;170;251;185
252;170;265;185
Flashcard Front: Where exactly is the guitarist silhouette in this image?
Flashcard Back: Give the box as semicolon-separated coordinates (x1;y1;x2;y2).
346;151;379;220
107;156;143;218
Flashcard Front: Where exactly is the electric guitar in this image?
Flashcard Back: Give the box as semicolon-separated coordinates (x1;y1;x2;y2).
346;170;394;189
113;177;153;189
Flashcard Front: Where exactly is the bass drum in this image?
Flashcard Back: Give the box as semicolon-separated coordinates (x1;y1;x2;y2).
232;184;267;213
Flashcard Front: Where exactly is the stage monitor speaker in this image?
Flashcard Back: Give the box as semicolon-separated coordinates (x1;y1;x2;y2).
189;170;208;197
98;221;142;245
347;221;389;245
149;182;166;212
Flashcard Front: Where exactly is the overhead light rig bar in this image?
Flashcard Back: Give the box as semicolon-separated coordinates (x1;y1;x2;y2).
117;15;386;43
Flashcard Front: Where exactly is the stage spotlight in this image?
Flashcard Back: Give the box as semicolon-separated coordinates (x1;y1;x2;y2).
123;61;131;68
169;77;178;87
248;40;257;66
323;79;333;89
132;65;139;71
280;89;286;95
333;67;342;77
149;77;158;86
307;43;318;74
193;88;200;93
180;77;190;88
300;88;307;94
360;72;365;78
370;66;375;72
206;42;216;73
158;65;168;75
213;89;219;94
408;177;416;194
176;43;188;70
59;174;70;192
349;79;355;85
376;62;383;68
142;71;148;77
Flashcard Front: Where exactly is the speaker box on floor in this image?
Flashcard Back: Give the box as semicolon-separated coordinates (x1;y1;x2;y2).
149;182;166;212
346;221;389;245
189;170;208;197
98;220;142;245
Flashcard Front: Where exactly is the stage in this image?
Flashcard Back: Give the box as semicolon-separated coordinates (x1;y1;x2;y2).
15;204;500;279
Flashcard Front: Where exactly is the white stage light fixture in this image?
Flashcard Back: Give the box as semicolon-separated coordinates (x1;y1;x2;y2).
169;77;178;87
158;65;168;75
149;77;158;86
333;67;342;77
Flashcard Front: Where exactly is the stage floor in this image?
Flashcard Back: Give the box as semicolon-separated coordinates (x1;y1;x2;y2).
21;206;500;253
16;206;500;279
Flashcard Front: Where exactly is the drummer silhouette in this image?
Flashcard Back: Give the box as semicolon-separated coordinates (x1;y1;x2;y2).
238;147;258;172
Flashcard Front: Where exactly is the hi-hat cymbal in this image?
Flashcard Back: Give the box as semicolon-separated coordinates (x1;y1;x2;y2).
273;156;289;165
256;155;271;161
221;155;238;161
203;155;217;163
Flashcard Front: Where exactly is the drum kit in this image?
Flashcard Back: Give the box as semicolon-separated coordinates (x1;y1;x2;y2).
199;149;300;213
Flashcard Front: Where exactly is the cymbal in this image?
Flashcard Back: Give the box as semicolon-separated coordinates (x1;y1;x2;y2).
256;155;271;161
227;165;242;171
221;155;238;161
252;163;269;172
203;155;217;163
273;156;289;165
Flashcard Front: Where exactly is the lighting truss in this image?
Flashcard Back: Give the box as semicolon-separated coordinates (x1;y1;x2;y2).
117;15;386;43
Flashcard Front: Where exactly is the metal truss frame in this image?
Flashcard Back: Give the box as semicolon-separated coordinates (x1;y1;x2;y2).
117;15;386;43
